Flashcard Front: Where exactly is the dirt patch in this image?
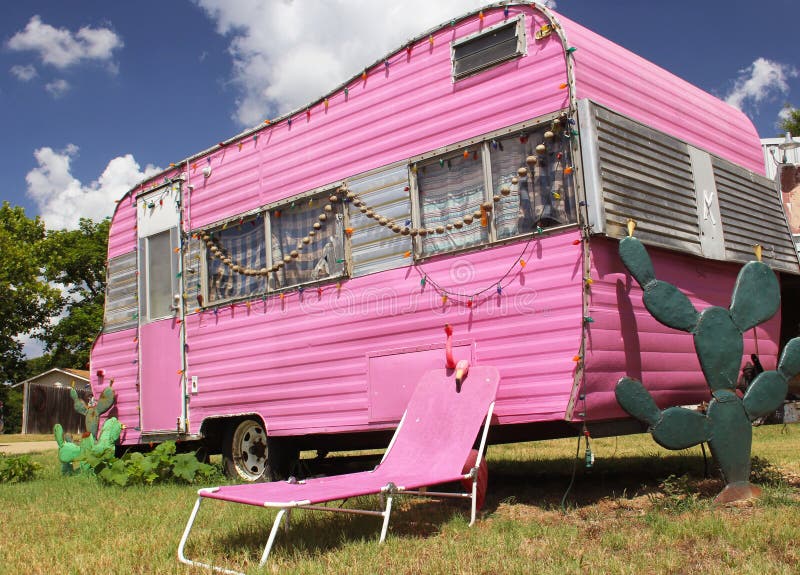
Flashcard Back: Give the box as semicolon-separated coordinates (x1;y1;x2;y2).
0;440;57;455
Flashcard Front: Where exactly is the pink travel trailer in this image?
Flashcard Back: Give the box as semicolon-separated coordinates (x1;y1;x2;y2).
92;2;799;481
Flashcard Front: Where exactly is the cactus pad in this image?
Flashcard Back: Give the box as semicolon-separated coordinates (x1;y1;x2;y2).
614;235;799;503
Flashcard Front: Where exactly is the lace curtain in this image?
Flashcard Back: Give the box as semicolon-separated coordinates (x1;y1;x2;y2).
417;123;577;257
491;131;575;240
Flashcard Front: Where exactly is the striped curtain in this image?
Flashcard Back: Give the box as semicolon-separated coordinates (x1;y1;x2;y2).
417;151;488;256
207;219;267;303
270;198;345;289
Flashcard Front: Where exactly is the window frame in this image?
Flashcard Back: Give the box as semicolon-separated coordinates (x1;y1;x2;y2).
266;188;349;291
137;227;181;323
202;213;269;306
409;111;578;261
451;15;526;82
198;184;351;307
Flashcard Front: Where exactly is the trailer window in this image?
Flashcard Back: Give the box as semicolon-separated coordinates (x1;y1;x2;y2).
452;17;525;81
205;217;267;304
269;192;346;289
417;150;489;257
145;229;177;320
414;117;576;257
490;133;576;240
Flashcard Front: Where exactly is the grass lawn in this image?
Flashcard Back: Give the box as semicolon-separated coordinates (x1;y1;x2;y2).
1;426;798;574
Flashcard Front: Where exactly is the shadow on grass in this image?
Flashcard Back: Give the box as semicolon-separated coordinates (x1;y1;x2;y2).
187;451;723;568
487;451;718;510
194;496;467;568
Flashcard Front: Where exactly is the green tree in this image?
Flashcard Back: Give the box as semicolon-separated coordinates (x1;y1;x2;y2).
780;106;800;137
0;203;61;384
38;218;110;370
0;385;23;434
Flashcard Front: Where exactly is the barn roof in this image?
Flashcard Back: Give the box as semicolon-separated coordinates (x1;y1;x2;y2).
12;368;91;388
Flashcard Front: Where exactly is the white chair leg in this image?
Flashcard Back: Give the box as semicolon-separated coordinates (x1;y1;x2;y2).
177;497;203;566
258;509;287;567
378;495;393;543
178;497;247;575
469;478;477;527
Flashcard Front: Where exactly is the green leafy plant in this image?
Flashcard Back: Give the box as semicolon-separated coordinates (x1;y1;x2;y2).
0;454;42;483
78;441;220;487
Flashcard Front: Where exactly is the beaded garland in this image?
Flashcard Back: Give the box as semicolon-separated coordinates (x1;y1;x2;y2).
201;117;571;279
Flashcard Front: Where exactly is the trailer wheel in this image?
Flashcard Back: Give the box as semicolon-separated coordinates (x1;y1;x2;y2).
223;419;274;482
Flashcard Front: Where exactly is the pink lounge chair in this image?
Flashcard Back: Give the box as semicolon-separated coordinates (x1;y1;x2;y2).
178;366;500;574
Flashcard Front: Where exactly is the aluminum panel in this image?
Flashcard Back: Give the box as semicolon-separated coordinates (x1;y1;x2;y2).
712;157;800;274
593;104;700;255
90;328;142;444
103;251;138;333
347;164;413;277
689;147;725;260
181;7;568;229
576;99;606;234
107;195;138;259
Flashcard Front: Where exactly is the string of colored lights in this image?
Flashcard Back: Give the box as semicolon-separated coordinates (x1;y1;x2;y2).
413;229;543;307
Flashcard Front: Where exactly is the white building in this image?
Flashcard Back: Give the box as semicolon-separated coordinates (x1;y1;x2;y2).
763;134;800;257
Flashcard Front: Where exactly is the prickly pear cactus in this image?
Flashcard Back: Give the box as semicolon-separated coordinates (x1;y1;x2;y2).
54;383;118;475
71;382;116;439
615;231;800;503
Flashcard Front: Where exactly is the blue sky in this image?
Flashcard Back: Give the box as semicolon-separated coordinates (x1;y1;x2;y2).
2;0;798;231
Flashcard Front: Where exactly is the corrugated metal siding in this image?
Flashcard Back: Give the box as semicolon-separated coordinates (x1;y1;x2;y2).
184;231;584;435
581;102;799;274
561;11;765;174
167;6;569;230
347;164;413;277
592;105;700;254
103;251;138;333
107;196;138;259
90;328;141;444
583;237;780;421
712;157;799;273
184;236;205;312
23;383;88;435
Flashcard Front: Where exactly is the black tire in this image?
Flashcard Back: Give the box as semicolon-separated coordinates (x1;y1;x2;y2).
221;419;296;482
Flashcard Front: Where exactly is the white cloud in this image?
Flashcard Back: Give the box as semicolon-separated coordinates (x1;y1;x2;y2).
16;332;46;359
725;58;797;112
45;78;70;98
10;64;37;81
25;144;160;230
193;0;494;126
779;106;796;123
6;15;123;69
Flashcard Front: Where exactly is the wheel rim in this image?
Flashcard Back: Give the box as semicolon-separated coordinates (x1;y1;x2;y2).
231;420;268;481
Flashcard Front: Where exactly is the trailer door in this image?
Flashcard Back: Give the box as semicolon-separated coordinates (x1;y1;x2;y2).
136;184;186;433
